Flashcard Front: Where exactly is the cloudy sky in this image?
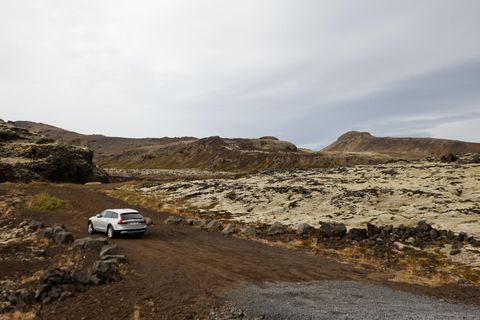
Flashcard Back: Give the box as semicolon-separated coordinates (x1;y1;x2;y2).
1;0;479;149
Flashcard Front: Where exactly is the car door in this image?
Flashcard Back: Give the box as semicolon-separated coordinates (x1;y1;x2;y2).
96;210;109;232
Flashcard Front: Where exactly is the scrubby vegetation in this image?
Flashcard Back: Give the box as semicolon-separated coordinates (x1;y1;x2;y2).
28;193;71;211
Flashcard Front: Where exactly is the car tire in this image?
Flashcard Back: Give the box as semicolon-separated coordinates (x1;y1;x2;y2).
88;221;96;234
136;232;145;239
107;225;116;239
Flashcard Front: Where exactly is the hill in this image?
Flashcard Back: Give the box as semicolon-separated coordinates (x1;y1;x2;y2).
322;131;480;158
14;121;391;171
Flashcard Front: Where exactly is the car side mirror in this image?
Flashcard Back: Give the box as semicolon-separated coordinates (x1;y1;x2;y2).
96;214;102;218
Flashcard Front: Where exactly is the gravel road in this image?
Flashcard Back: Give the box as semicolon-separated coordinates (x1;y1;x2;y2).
230;281;480;320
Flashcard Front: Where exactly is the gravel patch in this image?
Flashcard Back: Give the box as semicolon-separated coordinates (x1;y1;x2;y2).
229;281;480;320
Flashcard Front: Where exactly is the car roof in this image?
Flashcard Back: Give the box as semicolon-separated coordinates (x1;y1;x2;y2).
105;208;139;214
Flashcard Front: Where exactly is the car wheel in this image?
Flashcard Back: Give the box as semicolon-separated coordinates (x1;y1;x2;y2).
107;225;115;239
88;221;96;234
136;232;145;239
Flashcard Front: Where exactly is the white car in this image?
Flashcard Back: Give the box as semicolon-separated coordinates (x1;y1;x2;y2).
88;208;147;238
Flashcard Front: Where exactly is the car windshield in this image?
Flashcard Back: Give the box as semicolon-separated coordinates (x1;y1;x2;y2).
121;213;143;220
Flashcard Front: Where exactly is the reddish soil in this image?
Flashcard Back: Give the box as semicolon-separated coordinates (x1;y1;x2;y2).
2;184;480;319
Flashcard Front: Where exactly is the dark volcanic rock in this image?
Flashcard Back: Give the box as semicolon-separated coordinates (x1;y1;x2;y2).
54;231;74;244
268;222;285;235
296;223;314;236
347;228;368;241
0;119;108;183
318;222;346;238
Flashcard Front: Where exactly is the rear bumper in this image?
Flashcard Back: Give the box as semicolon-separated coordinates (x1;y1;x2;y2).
117;227;146;234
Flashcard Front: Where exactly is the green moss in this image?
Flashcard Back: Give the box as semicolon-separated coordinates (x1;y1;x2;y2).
28;193;71;211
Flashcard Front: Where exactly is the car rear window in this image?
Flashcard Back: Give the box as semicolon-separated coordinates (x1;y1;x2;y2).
121;213;143;220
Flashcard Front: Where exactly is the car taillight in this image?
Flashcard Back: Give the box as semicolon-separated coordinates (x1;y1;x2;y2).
118;218;125;224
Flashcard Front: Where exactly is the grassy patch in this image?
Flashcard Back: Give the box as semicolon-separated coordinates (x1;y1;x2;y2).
28;193;70;211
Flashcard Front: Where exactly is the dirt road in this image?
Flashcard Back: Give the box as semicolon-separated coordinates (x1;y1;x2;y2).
7;184;480;319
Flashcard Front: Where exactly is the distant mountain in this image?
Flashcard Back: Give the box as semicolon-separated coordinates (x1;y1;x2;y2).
322;131;480;157
14;121;391;170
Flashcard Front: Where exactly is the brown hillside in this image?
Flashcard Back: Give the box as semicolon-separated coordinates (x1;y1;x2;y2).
323;131;480;158
14;121;392;170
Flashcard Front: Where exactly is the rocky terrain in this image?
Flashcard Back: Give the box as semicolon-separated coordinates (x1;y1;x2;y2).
0;120;107;183
130;157;480;237
323;131;480;158
15;121;393;171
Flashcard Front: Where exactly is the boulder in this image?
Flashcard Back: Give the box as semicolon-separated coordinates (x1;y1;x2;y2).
144;217;153;225
0;121;108;183
429;229;440;239
206;220;223;232
441;153;458;163
366;223;380;238
186;218;201;226
91;260;121;283
165;216;183;224
296;223;314;236
417;221;432;232
267;222;285;235
347;228;368;241
54;231;74;244
52;225;65;234
36;227;53;240
70;270;90;285
318;222;346;238
99;245;119;258
27;220;44;231
222;224;236;236
242;226;257;237
73;237;107;251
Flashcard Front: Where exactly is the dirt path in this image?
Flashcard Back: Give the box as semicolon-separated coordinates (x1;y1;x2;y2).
9;184;480;319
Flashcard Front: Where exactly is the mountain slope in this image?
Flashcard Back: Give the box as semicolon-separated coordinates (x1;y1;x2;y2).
14;121;392;170
323;131;480;157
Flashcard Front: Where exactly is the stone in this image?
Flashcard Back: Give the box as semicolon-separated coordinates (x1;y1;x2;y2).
206;220;223;232
165;216;183;224
296;223;314;236
91;260;121;283
186;218;201;226
417;221;432;232
101;255;127;263
70;270;90;285
450;249;461;256
441;153;458;163
222;224;236;236
36;227;53;240
242;226;257;236
27;220;44;231
366;223;380;238
52;225;65;234
54;231;74;244
347;228;368;241
83;237;108;251
267;222;285;235
144;217;153;225
458;232;468;242
99;244;119;258
72;237;92;249
318;222;346;238
429;229;440;239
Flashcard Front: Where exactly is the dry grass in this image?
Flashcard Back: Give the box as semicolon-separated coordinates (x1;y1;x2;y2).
28;193;70;211
0;311;36;320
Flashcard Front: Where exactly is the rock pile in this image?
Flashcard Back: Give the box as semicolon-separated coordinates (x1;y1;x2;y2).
3;221;127;312
0;119;108;183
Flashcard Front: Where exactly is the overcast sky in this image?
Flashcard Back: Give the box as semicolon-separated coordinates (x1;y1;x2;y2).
1;1;479;149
